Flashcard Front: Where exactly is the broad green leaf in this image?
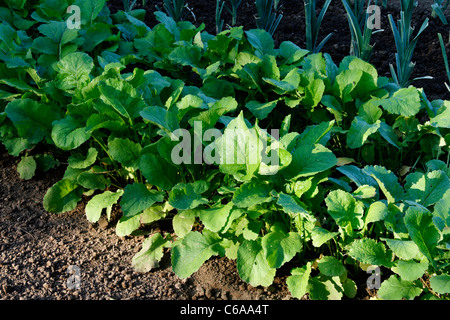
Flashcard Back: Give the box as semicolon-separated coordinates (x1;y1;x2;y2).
139;153;178;190
43;179;83;213
55;52;94;91
377;275;422;300
51;116;91;151
429;274;450;294
169;183;208;210
303;78;325;109
172;210;197;237
433;195;450;232
382;238;423;261
73;0;106;25
68;147;98;169
132;233;168;272
108;138;142;168
76;171;110;190
346;116;380;149
325;190;364;233
99;79;147;121
348;238;393;267
379;86;421;117
85;190;124;223
5;99;60;144
278;41;309;64
245;100;278;120
405;170;450;207
429;101;450;128
199;202;234;233
308;276;343;300
311;227;339;247
336;165;377;188
232;180;273;208
261;227;302;268
318;256;346;277
283;143;337;180
297;120;335;146
172;230;224;279
342;278;357;298
286;262;312;299
116;215;140;237
276;192;309;216
237;239;276;287
245;29;276;57
212;112;263;181
140;106;180;134
120;183;164;218
363;165;404;204
394;260;428;282
404;206;440;269
17;155;36;180
168;45;202;68
365;201;389;228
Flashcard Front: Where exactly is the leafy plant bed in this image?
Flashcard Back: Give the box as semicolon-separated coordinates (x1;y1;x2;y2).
0;0;449;301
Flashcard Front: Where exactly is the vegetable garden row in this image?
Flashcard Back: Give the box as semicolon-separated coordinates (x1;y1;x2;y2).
0;0;449;300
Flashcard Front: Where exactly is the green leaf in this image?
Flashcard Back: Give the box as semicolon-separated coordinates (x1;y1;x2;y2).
68;147;98;169
286;262;312;299
346;116;380;149
377;275;422;300
116;215;140;237
261;226;302;268
139;153;178;190
51;116;91;151
337;165;378;188
55;52;94;91
245;100;278;120
283;143;337;180
172;210;197;237
99;79;147;121
382;238;423;261
318;256;346;277
140;106;180;134
169;183;208;210
43;179;83;213
405;170;450;207
276;192;309;216
325;190;364;233
348;238;393;267
76;171;110;190
365;201;389;228
379;86;421;117
171;230;224;279
404;206;440;269
199;202;234;233
85;190;124;223
17;155;36;180
245;29;276;57
394;260;428;282
237;239;276;287
73;0;106;25
232;180;273;208
108;138;142;168
120;183;164;218
363;165;404;204
132;233;168;272
308;275;343;300
311;227;339;247
5;98;60;144
433;195;450;232
429;274;450;294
